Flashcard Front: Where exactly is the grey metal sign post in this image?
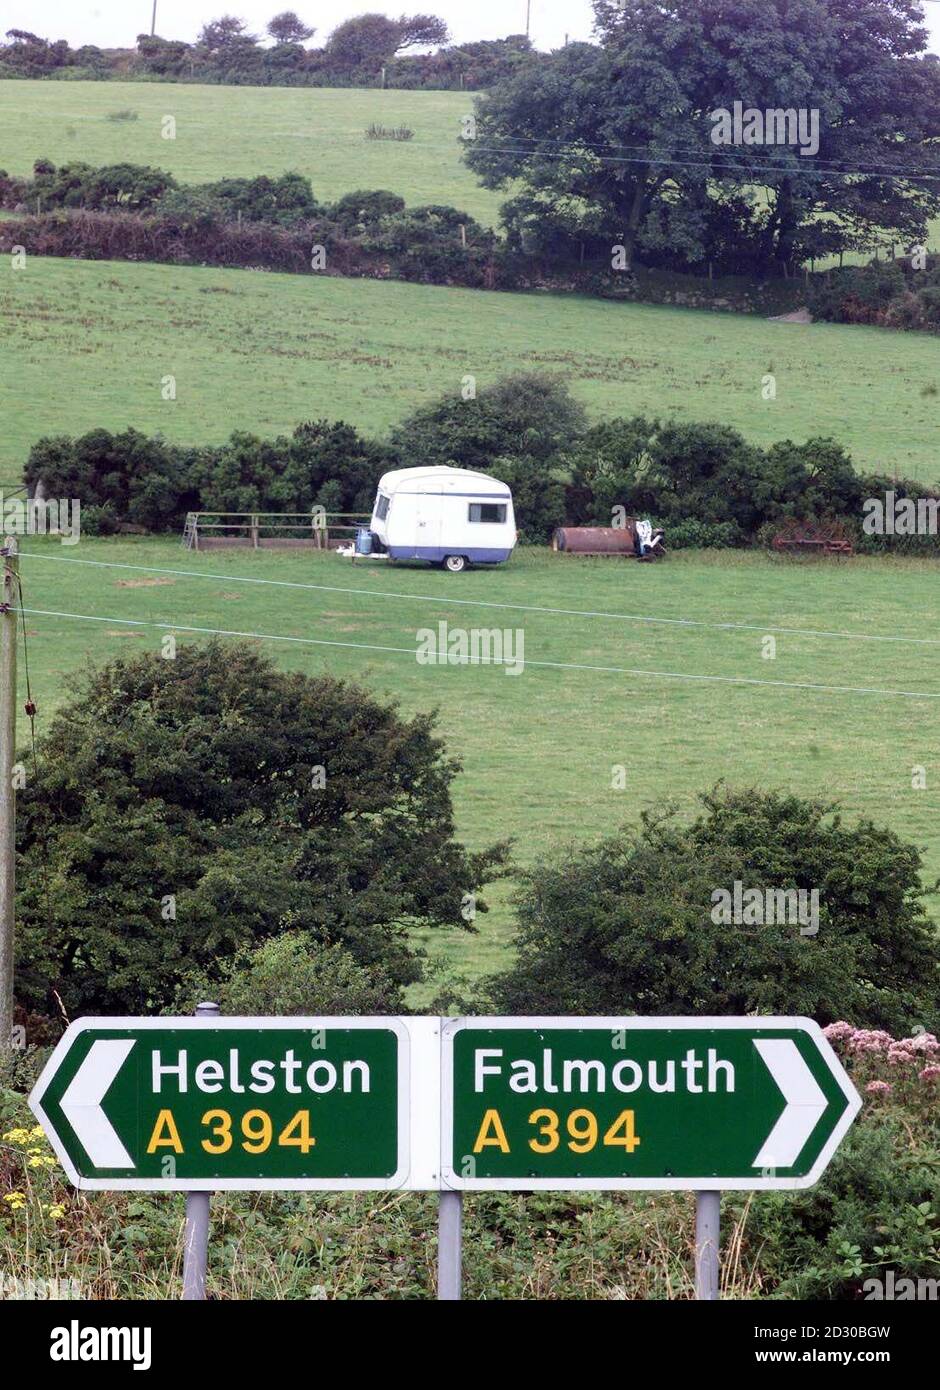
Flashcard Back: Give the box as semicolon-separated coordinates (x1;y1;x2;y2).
181;1000;218;1301
694;1191;720;1300
437;1190;463;1299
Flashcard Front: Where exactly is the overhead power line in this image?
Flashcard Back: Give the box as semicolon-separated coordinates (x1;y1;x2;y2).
18;606;940;703
18;552;940;649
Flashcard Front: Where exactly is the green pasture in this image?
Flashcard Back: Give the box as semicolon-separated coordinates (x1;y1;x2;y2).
14;538;940;999
0;80;503;225
1;255;938;485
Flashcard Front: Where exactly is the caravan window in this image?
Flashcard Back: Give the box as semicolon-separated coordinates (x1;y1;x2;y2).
375;494;390;521
469;502;507;524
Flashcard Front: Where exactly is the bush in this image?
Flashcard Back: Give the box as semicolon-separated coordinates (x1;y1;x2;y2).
15;642;508;1015
662;517;744;549
491;785;940;1033
365;124;414;141
23;420;392;531
809;260;940;334
24;427;195;531
24;159;177;212
391;371;587;471
329;188;406;232
490;454;567;544
359;204;495;283
740;1023;940;1298
182;933;401;1015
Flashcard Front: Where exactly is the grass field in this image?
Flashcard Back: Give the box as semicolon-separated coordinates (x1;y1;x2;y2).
2;255;938;484
0;80;505;226
14;538;940;1001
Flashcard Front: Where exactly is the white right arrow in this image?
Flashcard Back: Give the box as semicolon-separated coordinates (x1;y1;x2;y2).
60;1039;136;1169
752;1038;828;1169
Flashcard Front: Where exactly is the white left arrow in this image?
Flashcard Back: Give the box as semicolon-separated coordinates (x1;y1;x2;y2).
752;1038;828;1169
60;1039;136;1169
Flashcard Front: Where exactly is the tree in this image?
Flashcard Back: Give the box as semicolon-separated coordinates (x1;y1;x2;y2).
491;786;940;1034
267;11;314;45
198;15;257;51
15;642;507;1015
390;371;587;470
395;13;449;50
466;0;940;274
325;12;448;69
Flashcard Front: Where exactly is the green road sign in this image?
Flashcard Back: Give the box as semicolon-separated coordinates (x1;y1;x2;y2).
441;1017;861;1190
30;1018;409;1191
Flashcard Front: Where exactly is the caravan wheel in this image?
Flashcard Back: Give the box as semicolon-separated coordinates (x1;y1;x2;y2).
443;554;467;573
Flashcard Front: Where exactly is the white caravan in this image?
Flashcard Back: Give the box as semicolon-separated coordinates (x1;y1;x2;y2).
368;466;517;573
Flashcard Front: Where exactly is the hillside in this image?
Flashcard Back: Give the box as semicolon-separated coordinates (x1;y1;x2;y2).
0;79;505;226
2;255;937;483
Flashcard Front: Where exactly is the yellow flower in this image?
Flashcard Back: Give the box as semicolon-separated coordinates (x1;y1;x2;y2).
48;1204;66;1220
2;1191;26;1210
2;1129;30;1145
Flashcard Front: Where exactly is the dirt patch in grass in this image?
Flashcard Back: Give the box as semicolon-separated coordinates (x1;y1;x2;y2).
115;577;176;588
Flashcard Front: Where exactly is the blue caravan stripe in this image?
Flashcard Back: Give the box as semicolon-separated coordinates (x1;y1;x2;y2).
388;546;513;565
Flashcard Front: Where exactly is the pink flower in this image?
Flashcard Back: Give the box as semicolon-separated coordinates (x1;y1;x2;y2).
824;1021;856;1042
907;1033;939;1055
919;1065;940;1082
849;1030;893;1054
865;1080;893;1096
887;1048;916;1065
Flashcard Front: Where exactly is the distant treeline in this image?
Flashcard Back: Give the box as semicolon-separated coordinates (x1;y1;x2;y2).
24;373;940;553
5;160;938;323
0;20;534;91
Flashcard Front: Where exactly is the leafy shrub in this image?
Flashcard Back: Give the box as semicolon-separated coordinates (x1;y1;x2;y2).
662;517;744;548
490;454;567;544
24;420;392;533
15;641;508;1015
329;188;407;232
24;159;177;212
809;260;940;334
740;1024;940;1298
182;934;401;1015
491;785;940;1033
365;123;414;141
392;371;587;471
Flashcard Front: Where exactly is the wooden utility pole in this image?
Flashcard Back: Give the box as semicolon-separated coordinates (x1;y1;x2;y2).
0;539;17;1052
526;1;532;40
151;1;158;37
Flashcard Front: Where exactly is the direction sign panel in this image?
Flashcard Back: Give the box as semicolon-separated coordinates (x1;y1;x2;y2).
441;1017;861;1190
30;1018;409;1191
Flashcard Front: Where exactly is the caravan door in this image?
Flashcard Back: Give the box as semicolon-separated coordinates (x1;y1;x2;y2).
413;493;442;560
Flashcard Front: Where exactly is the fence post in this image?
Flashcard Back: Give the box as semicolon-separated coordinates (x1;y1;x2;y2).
181;1000;219;1300
250;514;259;549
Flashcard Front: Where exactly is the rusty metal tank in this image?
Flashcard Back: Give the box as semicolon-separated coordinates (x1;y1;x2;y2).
552;525;637;554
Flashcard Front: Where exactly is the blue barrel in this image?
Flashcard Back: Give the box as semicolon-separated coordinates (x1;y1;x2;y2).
355;527;373;555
